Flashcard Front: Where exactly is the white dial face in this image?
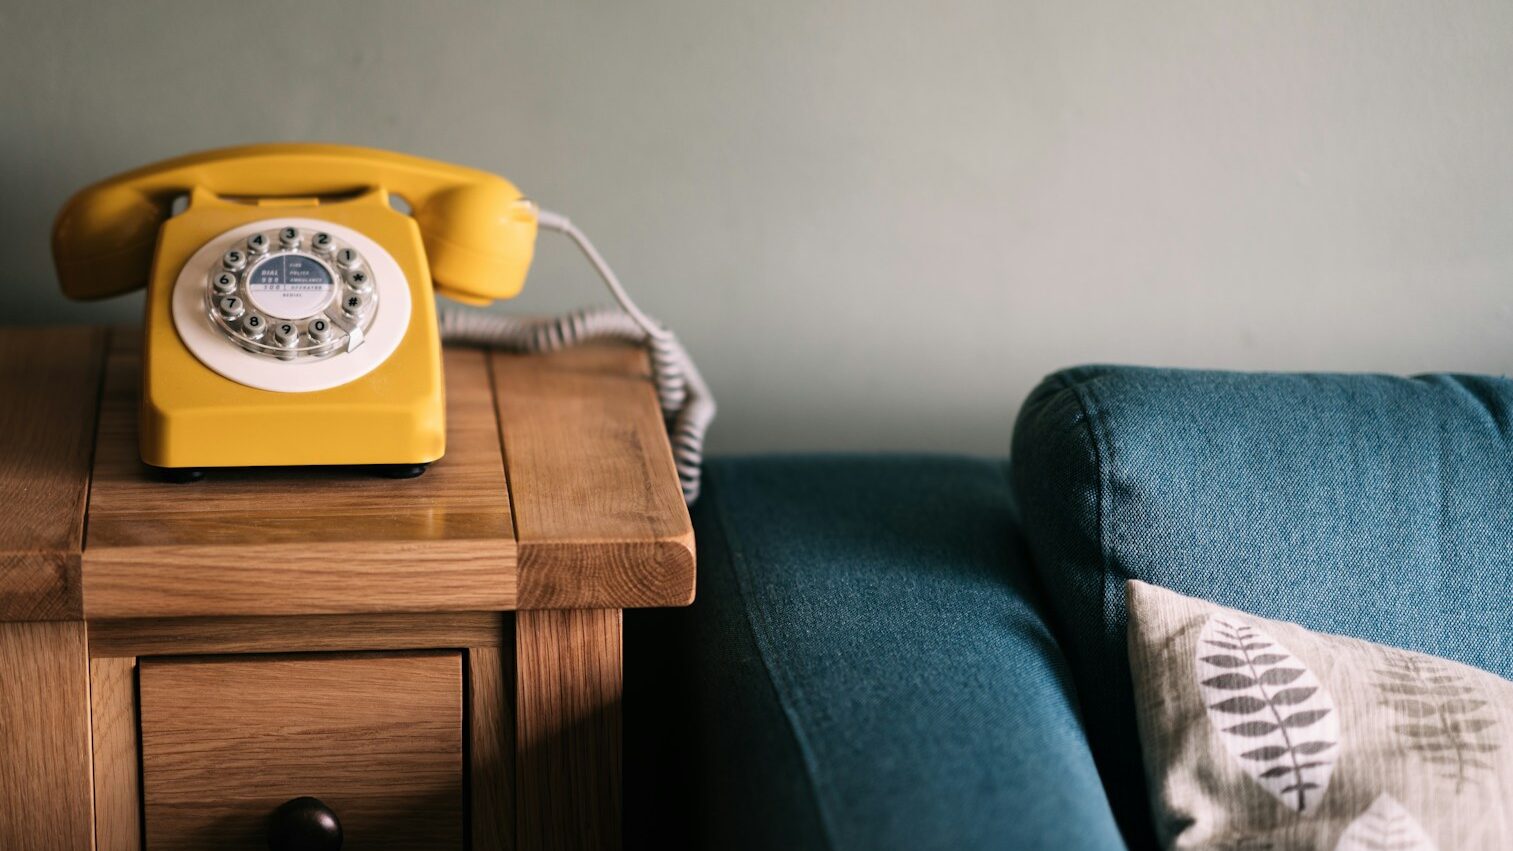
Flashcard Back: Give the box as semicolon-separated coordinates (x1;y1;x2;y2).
171;218;412;393
245;254;337;319
200;226;377;363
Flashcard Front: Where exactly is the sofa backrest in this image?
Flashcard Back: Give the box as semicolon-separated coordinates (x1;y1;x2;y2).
1010;365;1513;847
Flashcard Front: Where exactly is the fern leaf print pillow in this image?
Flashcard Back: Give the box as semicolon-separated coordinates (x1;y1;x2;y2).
1126;580;1513;850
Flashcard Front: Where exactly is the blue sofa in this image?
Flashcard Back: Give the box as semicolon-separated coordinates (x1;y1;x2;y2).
626;366;1513;850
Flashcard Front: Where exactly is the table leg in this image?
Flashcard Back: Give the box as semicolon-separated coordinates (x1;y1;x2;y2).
91;656;141;851
0;621;93;850
515;609;623;851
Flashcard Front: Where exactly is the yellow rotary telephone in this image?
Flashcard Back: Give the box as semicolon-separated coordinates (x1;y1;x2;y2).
53;144;541;478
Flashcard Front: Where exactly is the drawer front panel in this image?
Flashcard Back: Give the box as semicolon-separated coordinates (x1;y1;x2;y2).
139;651;463;850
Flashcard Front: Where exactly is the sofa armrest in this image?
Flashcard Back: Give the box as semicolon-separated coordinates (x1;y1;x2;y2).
628;455;1124;851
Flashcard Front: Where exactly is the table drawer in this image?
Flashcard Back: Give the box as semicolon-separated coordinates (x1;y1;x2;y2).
138;651;464;850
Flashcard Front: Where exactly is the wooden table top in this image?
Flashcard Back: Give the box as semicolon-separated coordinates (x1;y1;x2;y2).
0;326;694;622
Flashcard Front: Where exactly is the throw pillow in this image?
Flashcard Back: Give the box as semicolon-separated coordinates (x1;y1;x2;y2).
1127;579;1512;849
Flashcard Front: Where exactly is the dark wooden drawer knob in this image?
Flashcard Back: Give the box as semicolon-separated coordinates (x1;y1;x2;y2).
267;796;343;851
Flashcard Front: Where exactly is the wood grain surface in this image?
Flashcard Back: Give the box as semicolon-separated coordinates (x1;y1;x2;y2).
139;651;464;850
0;621;94;850
492;346;695;609
0;327;108;621
90;656;141;851
1;328;695;619
83;333;517;618
88;611;507;658
3;319;690;848
469;640;516;851
515;608;623;851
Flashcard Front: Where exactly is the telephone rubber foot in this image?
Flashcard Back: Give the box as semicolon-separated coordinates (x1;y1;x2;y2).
146;465;205;484
373;463;428;479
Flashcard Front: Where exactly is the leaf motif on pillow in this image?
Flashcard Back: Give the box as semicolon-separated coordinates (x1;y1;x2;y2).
1376;650;1501;793
1197;615;1340;814
1332;793;1436;851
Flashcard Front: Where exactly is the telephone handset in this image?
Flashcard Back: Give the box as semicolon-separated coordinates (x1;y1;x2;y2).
54;143;537;306
52;144;541;475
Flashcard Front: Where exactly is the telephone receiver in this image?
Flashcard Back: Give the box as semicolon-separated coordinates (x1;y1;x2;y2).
53;143;537;307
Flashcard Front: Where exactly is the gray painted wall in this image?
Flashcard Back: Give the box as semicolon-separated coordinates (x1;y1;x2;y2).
4;1;1510;453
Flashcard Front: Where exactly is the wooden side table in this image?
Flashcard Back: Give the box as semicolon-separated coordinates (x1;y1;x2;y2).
0;326;695;851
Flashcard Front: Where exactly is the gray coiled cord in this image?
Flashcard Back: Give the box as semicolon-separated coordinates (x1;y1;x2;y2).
437;209;715;503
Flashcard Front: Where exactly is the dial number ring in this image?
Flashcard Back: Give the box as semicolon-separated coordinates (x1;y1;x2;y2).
204;227;379;361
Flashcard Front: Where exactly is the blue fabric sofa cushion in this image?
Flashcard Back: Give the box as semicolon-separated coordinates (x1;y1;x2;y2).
632;455;1125;850
1010;366;1513;848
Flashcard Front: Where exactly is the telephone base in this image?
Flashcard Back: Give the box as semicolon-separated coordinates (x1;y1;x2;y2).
141;463;429;482
372;463;429;479
145;465;206;484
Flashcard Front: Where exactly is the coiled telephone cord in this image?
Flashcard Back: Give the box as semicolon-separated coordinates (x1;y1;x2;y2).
438;209;715;503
